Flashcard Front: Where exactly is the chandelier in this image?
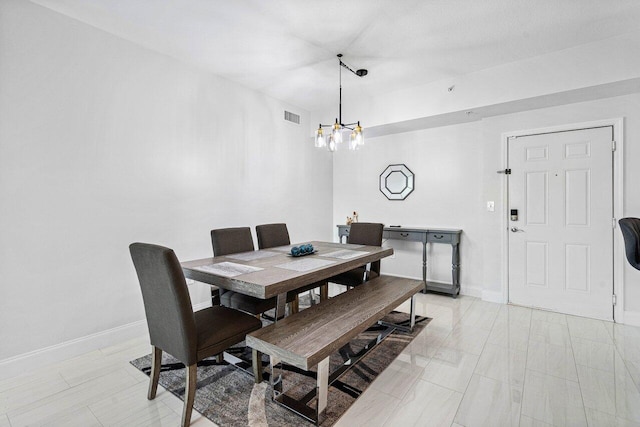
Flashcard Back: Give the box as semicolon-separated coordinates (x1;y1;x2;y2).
314;54;367;152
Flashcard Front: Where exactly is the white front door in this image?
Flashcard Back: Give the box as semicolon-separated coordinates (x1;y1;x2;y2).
508;126;614;320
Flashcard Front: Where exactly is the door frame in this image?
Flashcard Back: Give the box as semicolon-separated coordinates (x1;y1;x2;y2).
500;118;625;322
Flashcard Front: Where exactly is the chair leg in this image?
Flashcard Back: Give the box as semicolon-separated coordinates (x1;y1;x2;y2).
147;346;162;400
181;364;197;427
211;287;221;306
215;353;224;363
252;348;263;384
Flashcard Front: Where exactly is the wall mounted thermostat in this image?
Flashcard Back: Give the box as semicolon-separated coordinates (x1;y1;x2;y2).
511;209;518;221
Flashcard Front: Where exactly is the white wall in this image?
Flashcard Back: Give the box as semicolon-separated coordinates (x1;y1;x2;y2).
333;122;485;296
0;0;332;362
333;93;640;313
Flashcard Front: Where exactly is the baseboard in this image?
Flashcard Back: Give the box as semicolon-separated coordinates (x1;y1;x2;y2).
481;289;505;304
0;319;149;381
623;310;640;326
461;285;482;298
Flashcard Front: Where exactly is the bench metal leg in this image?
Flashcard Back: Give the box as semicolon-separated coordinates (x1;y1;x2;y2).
378;293;422;334
268;322;402;425
316;357;329;425
362;262;372;283
270;356;282;394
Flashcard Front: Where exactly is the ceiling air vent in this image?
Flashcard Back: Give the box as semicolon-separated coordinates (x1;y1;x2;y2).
284;110;300;124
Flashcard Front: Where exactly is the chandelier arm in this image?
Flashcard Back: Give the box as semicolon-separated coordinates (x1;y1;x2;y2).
318;123;357;130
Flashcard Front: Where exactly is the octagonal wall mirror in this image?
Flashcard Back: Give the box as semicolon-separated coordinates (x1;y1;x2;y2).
379;164;415;200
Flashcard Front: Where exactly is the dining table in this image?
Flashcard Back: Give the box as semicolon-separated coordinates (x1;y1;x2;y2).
181;240;394;320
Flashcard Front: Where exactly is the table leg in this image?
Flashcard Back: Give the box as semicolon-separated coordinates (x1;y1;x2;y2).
452;243;460;297
252;349;263;384
316;357;329;425
275;293;287;322
422;241;428;293
319;281;329;301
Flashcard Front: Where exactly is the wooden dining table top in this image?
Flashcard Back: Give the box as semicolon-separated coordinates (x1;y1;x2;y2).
181;241;393;300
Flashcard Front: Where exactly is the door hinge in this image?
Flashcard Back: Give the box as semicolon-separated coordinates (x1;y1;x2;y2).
497;169;511;175
613;218;617;229
612;140;617;152
613;294;617;306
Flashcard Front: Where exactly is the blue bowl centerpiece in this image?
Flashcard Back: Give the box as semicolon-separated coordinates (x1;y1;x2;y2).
290;244;314;256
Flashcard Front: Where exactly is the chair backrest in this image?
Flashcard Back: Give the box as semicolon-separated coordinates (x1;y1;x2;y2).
619;218;640;271
129;243;197;365
256;223;290;249
211;227;255;256
348;222;384;274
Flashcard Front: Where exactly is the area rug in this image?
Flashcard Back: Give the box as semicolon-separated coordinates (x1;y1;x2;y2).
131;311;429;426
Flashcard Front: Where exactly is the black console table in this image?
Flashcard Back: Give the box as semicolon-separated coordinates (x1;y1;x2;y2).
337;225;462;297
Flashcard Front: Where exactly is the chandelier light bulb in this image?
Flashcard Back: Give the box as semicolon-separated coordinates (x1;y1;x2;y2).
314;126;326;148
349;130;358;150
332;120;342;144
355;122;364;146
328;134;337;152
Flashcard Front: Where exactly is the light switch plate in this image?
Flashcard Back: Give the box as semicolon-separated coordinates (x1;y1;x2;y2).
487;201;495;212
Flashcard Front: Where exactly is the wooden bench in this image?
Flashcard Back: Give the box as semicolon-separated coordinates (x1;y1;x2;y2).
246;275;423;424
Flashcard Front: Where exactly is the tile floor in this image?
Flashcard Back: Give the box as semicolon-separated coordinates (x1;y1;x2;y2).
3;293;640;426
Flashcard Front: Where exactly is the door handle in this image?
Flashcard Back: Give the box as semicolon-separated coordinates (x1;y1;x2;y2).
510;227;525;233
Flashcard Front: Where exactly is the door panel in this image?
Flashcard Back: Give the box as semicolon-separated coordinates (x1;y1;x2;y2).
508;127;613;320
525;242;547;287
526;171;547;225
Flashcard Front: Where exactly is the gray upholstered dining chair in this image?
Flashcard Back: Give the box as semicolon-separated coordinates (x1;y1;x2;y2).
329;222;385;288
256;223;328;307
129;243;262;427
620;218;640;270
211;227;296;316
256;223;290;249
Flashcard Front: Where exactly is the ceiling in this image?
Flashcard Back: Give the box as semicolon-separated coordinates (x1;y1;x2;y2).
30;0;640;113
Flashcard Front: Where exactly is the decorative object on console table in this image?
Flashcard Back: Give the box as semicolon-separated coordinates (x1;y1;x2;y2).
380;164;415;200
337;225;462;297
346;211;358;225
